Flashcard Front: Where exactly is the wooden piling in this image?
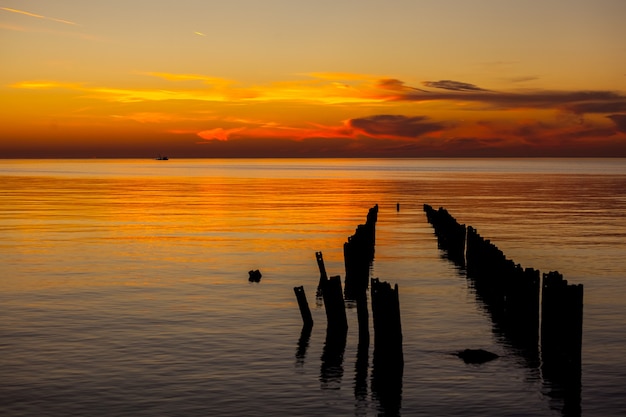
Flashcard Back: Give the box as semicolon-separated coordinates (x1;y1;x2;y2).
321;275;348;334
315;251;328;297
541;271;583;416
541;271;584;365
371;278;403;364
423;204;466;266
370;277;403;416
319;276;348;391
343;204;378;300
293;286;314;329
343;205;378;345
425;204;584;414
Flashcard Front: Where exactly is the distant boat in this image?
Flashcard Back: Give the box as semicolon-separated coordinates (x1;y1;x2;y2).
155;155;169;160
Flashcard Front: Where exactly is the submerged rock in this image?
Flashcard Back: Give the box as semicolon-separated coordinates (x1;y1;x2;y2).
455;349;499;364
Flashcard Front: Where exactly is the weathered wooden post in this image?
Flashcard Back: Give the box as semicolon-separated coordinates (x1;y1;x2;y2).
541;271;584;365
343;205;378;346
371;278;403;416
321;275;348;334
425;205;584;415
541;270;583;416
315;251;328;297
344;204;378;300
423;204;466;266
319;275;348;391
293;286;313;329
371;278;403;362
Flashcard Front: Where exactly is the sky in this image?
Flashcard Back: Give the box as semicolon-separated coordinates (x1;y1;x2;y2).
1;0;626;158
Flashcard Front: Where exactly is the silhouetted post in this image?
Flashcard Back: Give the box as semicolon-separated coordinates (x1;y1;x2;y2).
504;266;541;353
541;271;583;416
371;278;403;362
315;251;328;297
344;204;378;300
355;291;370;347
343;205;378;346
466;225;508;312
371;278;403;416
425;205;584;415
542;271;584;365
423;204;466;266
320;276;348;391
322;275;348;334
294;286;313;329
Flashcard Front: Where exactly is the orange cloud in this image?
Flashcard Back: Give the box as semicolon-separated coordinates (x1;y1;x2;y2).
11;80;81;89
197;127;246;141
5;70;626;158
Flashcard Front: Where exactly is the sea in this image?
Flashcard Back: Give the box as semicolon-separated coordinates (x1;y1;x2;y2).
1;158;625;417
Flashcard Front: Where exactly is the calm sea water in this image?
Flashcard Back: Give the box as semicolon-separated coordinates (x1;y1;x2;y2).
1;158;625;417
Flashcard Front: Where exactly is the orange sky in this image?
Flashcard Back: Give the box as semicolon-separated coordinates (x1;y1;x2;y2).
2;1;626;157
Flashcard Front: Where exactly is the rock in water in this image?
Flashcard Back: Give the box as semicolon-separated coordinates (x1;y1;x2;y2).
455;349;499;364
248;269;262;282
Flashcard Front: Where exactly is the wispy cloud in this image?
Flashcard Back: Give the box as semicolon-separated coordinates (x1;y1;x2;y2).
348;115;445;139
11;80;81;89
1;7;78;26
607;114;626;133
508;75;540;83
422;80;490;92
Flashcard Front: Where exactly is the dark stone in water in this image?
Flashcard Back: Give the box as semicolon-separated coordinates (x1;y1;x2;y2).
455;349;499;364
248;269;262;282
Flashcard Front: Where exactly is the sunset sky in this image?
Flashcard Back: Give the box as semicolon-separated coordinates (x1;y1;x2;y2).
2;0;626;157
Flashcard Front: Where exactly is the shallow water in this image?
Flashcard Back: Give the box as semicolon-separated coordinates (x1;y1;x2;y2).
1;158;625;416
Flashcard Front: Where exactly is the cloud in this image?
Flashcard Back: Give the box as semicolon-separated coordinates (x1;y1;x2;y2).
197;127;246;141
509;76;540;83
422;80;489;92
388;84;626;115
1;7;78;25
11;80;79;89
377;78;429;93
10;72;626;114
348;115;445;138
607;114;626;133
112;112;210;124
563;99;626;114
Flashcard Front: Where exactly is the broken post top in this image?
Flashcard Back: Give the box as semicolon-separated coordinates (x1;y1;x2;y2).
316;251;328;281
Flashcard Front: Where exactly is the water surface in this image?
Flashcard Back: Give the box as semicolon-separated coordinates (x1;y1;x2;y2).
1;158;625;416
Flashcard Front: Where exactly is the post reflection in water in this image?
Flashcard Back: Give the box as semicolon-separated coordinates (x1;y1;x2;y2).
320;326;347;391
354;337;369;414
295;325;312;368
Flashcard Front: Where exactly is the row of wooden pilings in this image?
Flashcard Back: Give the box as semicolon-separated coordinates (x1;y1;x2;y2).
423;204;583;416
293;204;403;415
